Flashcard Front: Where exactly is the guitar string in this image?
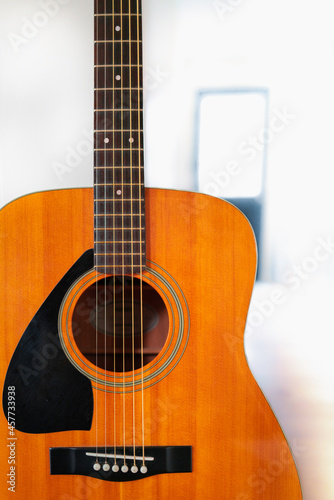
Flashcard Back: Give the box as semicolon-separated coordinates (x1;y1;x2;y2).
128;0;137;471
137;0;146;469
103;0;108;466
120;6;127;469
94;0;144;471
94;0;100;467
112;0;117;470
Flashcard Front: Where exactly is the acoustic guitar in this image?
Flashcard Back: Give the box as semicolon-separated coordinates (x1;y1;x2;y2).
0;1;303;498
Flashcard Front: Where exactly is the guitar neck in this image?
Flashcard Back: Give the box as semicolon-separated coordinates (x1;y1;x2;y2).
94;0;146;275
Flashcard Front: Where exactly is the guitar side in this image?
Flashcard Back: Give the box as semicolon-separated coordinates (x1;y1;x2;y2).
0;187;302;499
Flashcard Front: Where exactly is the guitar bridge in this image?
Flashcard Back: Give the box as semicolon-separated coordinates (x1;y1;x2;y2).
50;446;192;482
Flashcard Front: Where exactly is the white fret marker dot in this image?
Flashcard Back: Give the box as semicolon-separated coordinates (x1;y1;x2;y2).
115;26;121;31
116;190;122;195
115;75;121;81
104;138;109;143
129;137;134;143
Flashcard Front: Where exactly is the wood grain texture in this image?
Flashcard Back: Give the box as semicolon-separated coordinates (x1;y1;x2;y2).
0;188;302;499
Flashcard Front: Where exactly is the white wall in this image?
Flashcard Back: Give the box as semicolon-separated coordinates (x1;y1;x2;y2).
1;1;334;498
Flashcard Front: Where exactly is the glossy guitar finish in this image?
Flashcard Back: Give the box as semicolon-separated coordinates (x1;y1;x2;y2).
0;187;302;499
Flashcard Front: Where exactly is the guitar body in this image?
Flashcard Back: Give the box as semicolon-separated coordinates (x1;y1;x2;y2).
0;187;302;499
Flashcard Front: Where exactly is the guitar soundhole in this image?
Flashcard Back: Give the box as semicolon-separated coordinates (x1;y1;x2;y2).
72;277;169;373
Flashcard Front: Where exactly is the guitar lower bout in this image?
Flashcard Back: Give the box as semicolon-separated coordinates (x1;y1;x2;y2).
0;187;303;499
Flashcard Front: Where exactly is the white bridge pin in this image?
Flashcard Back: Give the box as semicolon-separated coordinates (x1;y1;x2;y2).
103;463;110;472
121;465;129;473
131;465;138;474
140;465;148;474
93;462;101;471
112;464;119;473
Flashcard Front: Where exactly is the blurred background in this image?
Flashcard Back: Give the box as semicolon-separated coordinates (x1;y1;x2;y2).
1;1;334;498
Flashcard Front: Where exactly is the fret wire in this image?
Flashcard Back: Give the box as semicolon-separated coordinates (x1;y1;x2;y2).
96;253;143;256
95;271;146;274
94;147;143;150
94;88;137;91
95;198;142;201
95;266;144;269
95;228;145;231
95;144;143;151
94;150;143;152
95;268;145;272
94;167;143;170
95;210;144;214
95;212;143;216
95;262;144;264
95;256;144;259
95;241;144;243
94;109;143;111
94;128;141;131
95;40;142;44
95;267;144;270
95;213;144;217
95;241;145;244
95;64;142;68
94;182;144;186
95;14;141;17
94;107;143;111
95;89;142;95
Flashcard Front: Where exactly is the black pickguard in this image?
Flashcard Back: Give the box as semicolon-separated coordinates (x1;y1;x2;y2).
2;250;94;434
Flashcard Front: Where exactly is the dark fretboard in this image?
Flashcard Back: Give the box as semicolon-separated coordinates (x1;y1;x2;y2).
94;0;145;275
